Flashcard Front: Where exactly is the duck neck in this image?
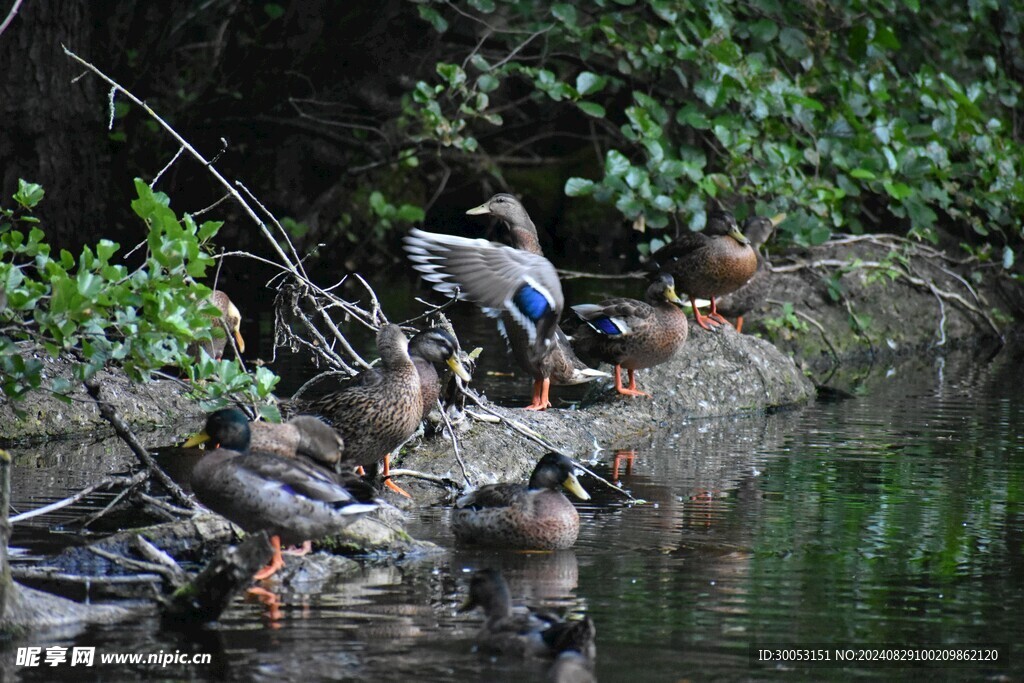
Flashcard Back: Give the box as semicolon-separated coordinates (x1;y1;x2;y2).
505;216;543;255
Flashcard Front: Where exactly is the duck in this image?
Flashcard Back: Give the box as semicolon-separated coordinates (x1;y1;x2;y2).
189;289;245;361
714;213;786;333
248;415;344;470
458;568;597;659
184;408;378;580
548;651;597;683
404;193;606;410
300;324;422;497
570;272;689;397
405;327;472;419
451;452;590;550
654;209;757;330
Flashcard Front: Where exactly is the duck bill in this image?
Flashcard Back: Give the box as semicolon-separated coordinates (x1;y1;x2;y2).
664;285;684;305
563;472;591;501
233;329;246;354
447;355;472;381
769;213;787;227
728;226;751;246
182;430;211;448
465;203;491;216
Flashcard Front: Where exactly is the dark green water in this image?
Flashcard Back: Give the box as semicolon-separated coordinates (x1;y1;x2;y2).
6;336;1024;680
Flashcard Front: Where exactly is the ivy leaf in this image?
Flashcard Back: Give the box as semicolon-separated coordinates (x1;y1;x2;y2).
577;101;606;118
565;178;596;197
605;150;631;177
551;3;577;26
576;72;606;97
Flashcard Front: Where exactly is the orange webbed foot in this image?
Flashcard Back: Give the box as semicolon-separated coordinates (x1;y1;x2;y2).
253;535;286;580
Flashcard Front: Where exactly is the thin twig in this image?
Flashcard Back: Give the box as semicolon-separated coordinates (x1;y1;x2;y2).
0;0;23;36
556;269;647;281
150;145;186;189
765;299;839;364
386;468;460;491
437;397;472;488
83;376;197;510
9;471;148;524
461;389;573;456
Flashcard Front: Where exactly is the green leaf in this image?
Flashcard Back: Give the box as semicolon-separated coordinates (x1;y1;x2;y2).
263;3;285;20
468;0;496;12
1002;247;1014;270
551;3;577;26
417;6;448;33
850;168;877;180
605;150;631;177
779;27;811;61
477;74;499;93
577;101;606;118
575;71;606;96
14;180;45;209
565;178;596;197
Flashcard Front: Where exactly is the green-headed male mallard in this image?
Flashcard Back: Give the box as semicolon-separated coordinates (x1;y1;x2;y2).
570;272;688;398
452;452;590;550
301;324;422;497
654;210;757;330
404;194;606;410
715;213;786;333
189;289;246;361
407;328;472;418
458;568;597;660
185;408;378;580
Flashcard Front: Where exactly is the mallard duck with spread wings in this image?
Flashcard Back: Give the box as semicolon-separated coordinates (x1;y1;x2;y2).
404;194;605;410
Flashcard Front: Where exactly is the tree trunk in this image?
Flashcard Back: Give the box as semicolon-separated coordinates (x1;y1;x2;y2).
0;0;109;249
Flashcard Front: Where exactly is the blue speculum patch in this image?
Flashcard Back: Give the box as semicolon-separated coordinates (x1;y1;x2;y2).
513;284;551;321
593;317;622;335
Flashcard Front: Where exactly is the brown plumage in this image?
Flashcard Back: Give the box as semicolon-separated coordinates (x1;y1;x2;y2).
571;273;689;397
458;569;597;659
654;210;757;330
248;415;344;468
301;325;422;470
186;408;378;580
189;289;245;361
406;328;472;418
452;452;590;550
715;213;785;332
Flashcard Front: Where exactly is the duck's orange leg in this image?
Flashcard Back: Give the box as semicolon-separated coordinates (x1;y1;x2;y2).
253;535;286;580
614;366;649;397
524;378;552;410
708;298;730;326
382;453;412;498
733;316;745;333
690;296;721;330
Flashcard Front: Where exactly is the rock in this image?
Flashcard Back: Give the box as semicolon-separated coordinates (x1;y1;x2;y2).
398;326;813;486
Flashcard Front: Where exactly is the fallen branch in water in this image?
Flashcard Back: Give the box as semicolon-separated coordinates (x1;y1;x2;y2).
9;470;149;524
84;376;197;511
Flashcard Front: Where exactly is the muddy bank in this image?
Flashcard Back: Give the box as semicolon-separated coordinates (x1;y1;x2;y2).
397;325;812;492
0;353;202;444
748;237;1018;382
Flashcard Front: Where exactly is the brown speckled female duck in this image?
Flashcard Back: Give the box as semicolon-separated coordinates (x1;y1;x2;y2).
654;210;757;330
570;273;688;397
404;194;606;411
186;408;378;580
302;324;422;496
407;328;472;418
248;415;344;469
715;213;786;332
189;290;245;361
452;452;590;550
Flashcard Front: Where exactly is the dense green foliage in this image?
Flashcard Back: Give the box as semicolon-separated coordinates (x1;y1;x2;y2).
406;0;1023;256
0;179;278;413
